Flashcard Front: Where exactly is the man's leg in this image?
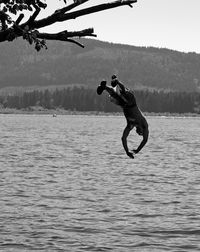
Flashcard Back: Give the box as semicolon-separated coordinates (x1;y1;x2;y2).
97;81;125;105
121;123;134;159
97;81;107;95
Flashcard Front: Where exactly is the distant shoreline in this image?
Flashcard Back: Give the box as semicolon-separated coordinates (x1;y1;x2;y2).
0;108;199;117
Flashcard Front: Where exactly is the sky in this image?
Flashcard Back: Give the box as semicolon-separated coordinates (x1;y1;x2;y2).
38;0;200;54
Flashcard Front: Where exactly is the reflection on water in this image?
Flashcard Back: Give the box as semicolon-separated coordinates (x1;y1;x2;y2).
0;114;200;251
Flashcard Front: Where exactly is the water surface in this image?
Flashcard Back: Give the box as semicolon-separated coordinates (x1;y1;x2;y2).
0;114;200;251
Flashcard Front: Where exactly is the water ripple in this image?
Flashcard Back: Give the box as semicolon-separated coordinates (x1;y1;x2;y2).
0;115;200;251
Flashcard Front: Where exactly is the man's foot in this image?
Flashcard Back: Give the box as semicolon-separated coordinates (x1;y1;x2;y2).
126;151;134;159
111;75;118;87
97;80;107;95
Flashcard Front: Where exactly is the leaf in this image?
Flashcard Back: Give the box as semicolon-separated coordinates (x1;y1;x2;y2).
35;43;41;51
24;25;29;31
18;5;23;11
28;34;33;44
27;5;32;11
13;4;19;11
11;9;17;15
3;7;8;12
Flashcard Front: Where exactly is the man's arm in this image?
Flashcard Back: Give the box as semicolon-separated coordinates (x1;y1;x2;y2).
121;125;134;159
133;127;149;154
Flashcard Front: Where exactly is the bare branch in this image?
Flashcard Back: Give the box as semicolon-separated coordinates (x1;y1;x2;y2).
15;14;24;25
0;0;137;48
63;38;85;48
31;0;137;30
37;28;96;41
54;0;89;15
35;28;97;48
27;4;41;26
62;0;137;20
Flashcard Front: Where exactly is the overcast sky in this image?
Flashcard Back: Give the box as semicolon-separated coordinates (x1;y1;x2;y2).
40;0;200;53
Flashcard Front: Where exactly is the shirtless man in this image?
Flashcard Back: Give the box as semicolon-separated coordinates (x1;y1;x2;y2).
97;75;149;159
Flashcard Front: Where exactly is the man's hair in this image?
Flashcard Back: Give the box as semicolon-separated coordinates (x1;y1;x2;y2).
136;126;143;135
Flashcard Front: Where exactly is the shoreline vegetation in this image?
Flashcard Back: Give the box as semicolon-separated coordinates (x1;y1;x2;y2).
0;107;199;117
1;86;200;114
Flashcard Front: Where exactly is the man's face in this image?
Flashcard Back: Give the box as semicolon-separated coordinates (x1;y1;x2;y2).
136;126;143;136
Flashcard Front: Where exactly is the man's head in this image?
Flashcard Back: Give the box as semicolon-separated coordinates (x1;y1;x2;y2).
136;126;143;136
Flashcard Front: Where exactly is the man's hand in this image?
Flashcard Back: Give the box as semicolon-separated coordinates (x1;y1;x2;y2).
126;151;134;159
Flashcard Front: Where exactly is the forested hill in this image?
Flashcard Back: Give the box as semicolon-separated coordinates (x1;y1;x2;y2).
1;38;200;92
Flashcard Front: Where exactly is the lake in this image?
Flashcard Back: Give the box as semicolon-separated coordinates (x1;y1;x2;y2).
0;114;200;251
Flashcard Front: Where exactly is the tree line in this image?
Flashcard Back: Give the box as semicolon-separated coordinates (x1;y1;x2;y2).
0;87;200;113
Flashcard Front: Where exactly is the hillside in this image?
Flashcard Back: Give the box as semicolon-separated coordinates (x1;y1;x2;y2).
0;38;200;92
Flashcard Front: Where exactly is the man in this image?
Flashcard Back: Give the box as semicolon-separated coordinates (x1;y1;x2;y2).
97;75;149;159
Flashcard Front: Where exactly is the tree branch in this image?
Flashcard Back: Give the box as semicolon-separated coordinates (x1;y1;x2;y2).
0;0;137;47
54;0;90;15
15;14;24;25
61;38;85;48
30;0;137;29
37;28;96;40
36;28;97;48
26;4;41;26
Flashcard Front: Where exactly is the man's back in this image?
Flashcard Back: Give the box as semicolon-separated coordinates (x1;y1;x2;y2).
123;105;146;126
